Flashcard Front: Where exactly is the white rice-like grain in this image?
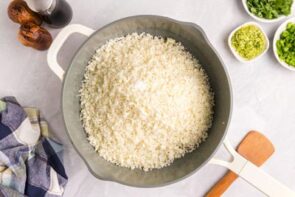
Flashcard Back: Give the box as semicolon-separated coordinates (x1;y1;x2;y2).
80;33;214;171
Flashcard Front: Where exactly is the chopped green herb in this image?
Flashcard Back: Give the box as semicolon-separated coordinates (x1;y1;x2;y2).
247;0;294;19
0;100;6;112
276;22;295;67
231;25;267;60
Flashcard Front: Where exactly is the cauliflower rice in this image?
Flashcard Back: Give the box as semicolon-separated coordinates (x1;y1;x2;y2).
80;33;214;171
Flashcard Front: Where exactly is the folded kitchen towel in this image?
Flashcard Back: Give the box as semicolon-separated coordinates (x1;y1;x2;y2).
0;97;67;197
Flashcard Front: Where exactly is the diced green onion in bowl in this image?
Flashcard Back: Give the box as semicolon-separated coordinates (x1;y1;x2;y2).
273;17;295;71
242;0;294;23
228;22;269;63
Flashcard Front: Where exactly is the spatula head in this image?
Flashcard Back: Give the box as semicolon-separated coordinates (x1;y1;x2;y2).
237;131;275;166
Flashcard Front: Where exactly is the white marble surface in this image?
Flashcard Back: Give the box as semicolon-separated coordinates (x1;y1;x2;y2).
1;0;295;196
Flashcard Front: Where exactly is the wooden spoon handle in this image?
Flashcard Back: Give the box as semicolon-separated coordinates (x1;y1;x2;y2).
206;171;238;197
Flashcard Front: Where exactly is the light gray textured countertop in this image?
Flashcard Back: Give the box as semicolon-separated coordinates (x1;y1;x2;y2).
1;0;295;196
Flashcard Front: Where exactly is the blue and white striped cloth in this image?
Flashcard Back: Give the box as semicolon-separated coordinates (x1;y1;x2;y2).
0;97;67;197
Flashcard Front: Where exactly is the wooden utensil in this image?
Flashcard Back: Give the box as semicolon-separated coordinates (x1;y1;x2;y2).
206;131;275;197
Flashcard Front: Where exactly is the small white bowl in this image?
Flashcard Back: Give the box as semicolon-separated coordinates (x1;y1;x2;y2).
273;17;295;71
228;22;269;63
242;0;295;23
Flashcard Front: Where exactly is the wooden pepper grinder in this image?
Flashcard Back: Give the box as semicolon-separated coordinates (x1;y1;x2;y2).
25;0;72;28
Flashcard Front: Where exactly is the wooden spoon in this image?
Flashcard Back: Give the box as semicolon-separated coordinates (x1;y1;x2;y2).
206;131;275;197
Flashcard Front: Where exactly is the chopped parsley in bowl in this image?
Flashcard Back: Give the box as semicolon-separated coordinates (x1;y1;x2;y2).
242;0;294;23
274;19;295;71
247;0;294;20
276;23;295;67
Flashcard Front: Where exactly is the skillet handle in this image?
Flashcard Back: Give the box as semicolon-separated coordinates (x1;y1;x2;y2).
209;138;295;197
239;161;295;197
47;24;94;80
